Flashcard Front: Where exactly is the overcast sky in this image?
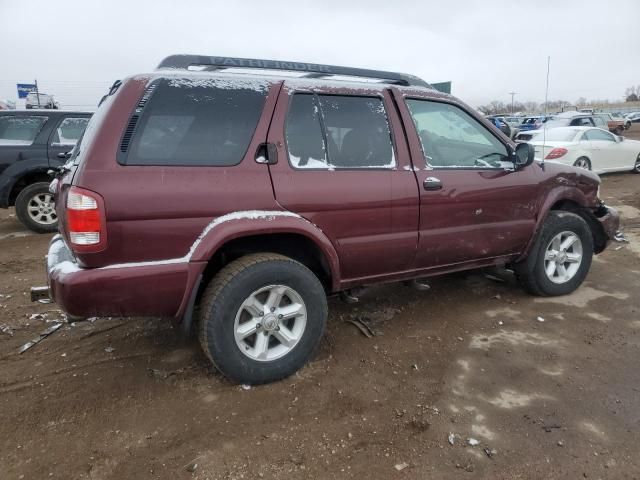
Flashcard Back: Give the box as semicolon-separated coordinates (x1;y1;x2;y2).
1;0;638;110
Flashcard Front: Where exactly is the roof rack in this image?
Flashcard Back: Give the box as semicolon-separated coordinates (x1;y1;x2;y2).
156;55;431;88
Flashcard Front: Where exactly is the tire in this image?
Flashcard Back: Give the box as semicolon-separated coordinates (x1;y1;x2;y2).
514;211;593;296
573;157;591;170
633;155;640;174
198;253;327;385
15;182;58;233
614;126;624;135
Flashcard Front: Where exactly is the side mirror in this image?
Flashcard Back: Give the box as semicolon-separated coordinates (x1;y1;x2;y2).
57;151;72;159
512;142;535;169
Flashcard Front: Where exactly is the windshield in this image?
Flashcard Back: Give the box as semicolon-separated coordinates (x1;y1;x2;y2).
530;128;579;142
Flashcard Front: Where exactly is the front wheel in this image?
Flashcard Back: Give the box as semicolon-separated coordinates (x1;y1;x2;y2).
515;211;593;296
15;182;58;233
632;155;640;174
198;253;327;385
573;157;591;170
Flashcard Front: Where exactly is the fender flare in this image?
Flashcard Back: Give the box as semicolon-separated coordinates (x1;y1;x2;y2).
517;186;593;261
0;159;51;207
177;210;341;323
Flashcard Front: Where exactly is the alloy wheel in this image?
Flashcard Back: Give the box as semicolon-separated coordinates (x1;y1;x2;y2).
544;231;583;284
233;284;307;362
27;193;57;225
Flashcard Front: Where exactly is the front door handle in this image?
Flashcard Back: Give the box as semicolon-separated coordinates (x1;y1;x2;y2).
423;177;442;191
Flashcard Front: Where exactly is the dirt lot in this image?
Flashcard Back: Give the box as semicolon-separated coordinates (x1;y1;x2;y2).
1;129;639;479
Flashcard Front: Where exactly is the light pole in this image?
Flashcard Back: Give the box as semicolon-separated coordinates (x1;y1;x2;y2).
509;91;517;114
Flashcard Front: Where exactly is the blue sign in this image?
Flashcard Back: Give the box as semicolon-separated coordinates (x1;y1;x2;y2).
17;84;37;99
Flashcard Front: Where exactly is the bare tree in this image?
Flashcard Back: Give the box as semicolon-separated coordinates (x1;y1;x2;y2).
625;85;640;102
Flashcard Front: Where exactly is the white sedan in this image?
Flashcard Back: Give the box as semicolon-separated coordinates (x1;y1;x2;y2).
527;127;640;174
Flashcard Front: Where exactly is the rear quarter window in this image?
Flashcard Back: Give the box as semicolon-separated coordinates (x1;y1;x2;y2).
0;116;48;146
122;78;269;166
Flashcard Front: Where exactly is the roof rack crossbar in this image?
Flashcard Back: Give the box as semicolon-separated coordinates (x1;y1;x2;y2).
156;55;431;88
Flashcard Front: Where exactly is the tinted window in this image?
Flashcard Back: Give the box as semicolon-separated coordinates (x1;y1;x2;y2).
285;94;395;169
318;95;394;168
125;79;268;166
406;100;508;168
585;129;615;141
286;94;328;168
51;117;89;146
0;116;47;146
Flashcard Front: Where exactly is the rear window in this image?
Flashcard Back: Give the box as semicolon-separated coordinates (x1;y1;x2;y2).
123;78;269;166
0;116;47;146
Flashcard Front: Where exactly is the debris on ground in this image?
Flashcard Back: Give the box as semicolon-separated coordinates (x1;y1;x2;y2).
346;318;375;338
241;384;251;390
448;433;456;445
537;316;545;322
484;447;497;458
543;424;562;433
17;322;63;353
467;438;480;446
613;231;628;243
186;462;198;473
484;273;506;283
394;462;409;471
104;346;115;353
557;440;565;447
1;324;14;336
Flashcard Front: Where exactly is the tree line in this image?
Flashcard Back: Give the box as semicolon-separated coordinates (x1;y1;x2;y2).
478;85;639;115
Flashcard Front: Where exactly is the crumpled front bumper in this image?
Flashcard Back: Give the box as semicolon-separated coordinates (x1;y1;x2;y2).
593;204;620;253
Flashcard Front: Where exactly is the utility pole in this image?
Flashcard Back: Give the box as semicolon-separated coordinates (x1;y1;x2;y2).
34;79;41;108
509;91;517;114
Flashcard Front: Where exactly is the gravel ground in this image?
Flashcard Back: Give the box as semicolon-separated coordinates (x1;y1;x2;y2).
0;126;639;479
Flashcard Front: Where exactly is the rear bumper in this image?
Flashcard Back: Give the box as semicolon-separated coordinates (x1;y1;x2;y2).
43;235;201;318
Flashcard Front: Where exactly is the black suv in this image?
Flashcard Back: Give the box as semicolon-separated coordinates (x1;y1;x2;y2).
0;110;91;232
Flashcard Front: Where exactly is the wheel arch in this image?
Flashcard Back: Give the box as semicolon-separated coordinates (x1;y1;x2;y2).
176;213;341;329
518;188;604;261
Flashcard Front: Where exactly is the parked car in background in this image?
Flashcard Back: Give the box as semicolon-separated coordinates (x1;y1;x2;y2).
627;112;640;124
528;127;640;174
611;112;632;130
519;115;549;132
516;112;607;141
36;54;619;385
594;113;625;135
486;115;518;139
0;110;91;232
25;92;59;109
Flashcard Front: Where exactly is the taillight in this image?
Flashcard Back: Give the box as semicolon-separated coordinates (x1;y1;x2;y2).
545;147;568;159
66;187;104;247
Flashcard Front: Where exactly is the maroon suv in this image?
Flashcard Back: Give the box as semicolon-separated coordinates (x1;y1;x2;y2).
36;55;619;385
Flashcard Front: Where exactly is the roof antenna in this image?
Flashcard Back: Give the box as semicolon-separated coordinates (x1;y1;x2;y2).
541;56;551;169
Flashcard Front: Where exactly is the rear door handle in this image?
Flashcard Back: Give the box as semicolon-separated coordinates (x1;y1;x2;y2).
423;177;442;191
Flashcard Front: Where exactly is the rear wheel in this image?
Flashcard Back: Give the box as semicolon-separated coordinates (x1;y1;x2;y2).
633;155;640;174
614;126;624;135
515;211;593;296
573;157;591;170
15;182;58;233
198;253;327;385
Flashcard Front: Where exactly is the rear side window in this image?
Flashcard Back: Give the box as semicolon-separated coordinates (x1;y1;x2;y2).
123;79;268;166
285;93;395;169
51;117;89;146
0;116;47;146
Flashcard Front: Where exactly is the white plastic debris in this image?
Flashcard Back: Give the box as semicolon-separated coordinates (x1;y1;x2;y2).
104;346;115;353
448;433;456;445
467;438;480;446
537;316;545;322
394;462;409;471
241;384;251;390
